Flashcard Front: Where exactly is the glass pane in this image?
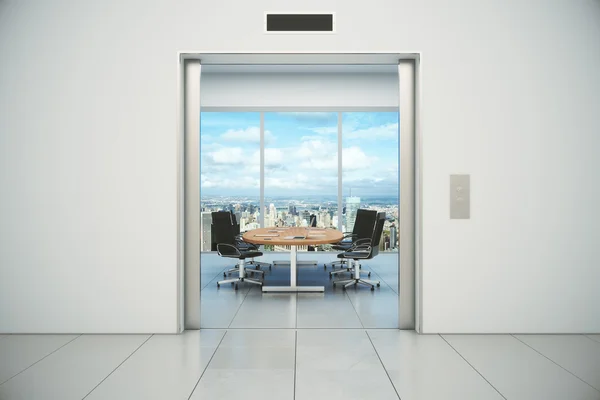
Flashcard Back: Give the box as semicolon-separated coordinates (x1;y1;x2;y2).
342;112;399;252
199;112;261;252
264;112;339;251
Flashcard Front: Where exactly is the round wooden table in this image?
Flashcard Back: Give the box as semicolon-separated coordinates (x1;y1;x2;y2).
242;227;343;292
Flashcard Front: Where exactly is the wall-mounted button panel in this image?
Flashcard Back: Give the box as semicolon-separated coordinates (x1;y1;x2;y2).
450;174;470;219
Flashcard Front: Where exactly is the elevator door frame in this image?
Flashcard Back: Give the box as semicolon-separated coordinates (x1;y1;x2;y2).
178;52;422;332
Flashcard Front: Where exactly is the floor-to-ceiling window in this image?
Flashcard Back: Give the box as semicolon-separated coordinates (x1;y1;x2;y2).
199;112;260;251
199;110;398;253
263;112;339;251
342;112;399;252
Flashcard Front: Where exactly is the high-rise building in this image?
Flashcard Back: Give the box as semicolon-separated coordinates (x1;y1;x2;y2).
301;210;311;226
345;196;361;233
390;224;397;250
200;212;212;251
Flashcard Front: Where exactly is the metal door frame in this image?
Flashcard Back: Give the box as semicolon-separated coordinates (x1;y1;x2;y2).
178;52;421;332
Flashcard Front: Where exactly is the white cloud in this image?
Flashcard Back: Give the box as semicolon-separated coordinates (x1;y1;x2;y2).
220;127;274;143
309;126;337;135
264;148;285;166
201;175;259;189
265;173;311;189
207;147;245;165
345;123;398;140
342;146;377;170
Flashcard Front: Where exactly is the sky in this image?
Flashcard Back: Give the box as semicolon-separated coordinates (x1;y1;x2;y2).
200;112;399;198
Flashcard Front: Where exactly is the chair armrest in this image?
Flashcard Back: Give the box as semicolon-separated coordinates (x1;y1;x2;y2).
217;243;242;257
352;238;372;247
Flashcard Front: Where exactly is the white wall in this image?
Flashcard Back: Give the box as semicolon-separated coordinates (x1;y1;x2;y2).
1;0;599;333
201;69;399;107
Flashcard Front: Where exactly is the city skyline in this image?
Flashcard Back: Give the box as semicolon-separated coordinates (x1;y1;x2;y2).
200;195;399;252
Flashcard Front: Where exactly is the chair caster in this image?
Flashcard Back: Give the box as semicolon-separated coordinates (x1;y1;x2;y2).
324;264;327;270
223;273;226;278
269;265;272;270
342;286;346;291
329;272;332;278
235;284;238;291
368;272;371;277
371;286;375;291
377;283;380;287
217;283;220;288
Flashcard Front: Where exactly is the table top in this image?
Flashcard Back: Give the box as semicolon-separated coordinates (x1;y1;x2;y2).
242;227;344;246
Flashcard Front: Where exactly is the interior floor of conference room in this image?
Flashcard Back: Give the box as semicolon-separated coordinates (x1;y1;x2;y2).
200;252;399;329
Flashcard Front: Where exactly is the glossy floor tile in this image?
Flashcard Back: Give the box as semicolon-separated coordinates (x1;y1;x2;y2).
229;289;297;328
586;335;600;344
515;334;600;391
443;334;600;400
0;334;79;385
85;330;225;400
295;329;399;400
296;292;363;328
345;289;399;328
190;330;295;400
0;335;149;400
200;252;400;329
368;330;503;400
2;330;600;400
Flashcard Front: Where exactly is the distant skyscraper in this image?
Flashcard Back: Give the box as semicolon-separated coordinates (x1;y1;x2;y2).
201;212;212;251
269;203;277;225
301;210;311;226
390;224;397;250
345;197;360;233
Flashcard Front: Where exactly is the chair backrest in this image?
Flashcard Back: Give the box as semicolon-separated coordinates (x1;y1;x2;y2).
353;209;378;241
212;211;233;225
211;212;235;246
369;212;386;259
229;211;241;234
210;211;233;250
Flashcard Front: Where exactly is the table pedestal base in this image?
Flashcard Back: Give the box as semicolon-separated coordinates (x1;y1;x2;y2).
261;245;324;293
272;260;317;266
262;286;324;293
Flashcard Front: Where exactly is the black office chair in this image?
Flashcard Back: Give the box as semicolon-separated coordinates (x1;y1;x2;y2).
332;212;385;291
327;209;378;277
231;212;271;271
213;212;266;279
215;216;263;290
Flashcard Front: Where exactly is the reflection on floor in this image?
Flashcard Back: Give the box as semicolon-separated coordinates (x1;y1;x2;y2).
200;252;400;329
2;331;600;399
2;253;599;399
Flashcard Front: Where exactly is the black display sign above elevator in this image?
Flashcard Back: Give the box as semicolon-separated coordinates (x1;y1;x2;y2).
266;14;334;32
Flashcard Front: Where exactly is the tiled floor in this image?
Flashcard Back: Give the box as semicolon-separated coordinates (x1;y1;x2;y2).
2;331;600;399
200;252;400;329
1;254;599;399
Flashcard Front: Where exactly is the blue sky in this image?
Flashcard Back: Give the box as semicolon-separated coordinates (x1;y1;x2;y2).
200;112;399;198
